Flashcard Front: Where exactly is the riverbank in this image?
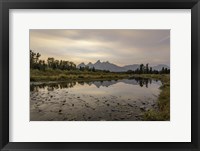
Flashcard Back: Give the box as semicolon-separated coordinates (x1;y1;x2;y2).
133;74;170;121
30;69;131;82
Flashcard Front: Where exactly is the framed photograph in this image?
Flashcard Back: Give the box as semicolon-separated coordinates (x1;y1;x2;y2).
0;0;199;150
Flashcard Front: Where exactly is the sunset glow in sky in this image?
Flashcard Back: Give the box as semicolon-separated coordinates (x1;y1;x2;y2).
30;29;170;66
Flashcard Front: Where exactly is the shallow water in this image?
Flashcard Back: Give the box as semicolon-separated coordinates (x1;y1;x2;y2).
30;78;161;121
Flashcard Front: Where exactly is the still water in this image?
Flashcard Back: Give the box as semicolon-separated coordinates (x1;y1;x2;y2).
30;78;162;121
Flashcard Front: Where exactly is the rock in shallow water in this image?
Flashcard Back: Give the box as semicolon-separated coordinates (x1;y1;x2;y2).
140;106;145;111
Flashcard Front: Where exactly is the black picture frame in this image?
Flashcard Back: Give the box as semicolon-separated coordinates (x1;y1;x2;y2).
0;0;199;150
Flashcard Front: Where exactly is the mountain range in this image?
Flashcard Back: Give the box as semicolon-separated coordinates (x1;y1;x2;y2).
77;60;170;72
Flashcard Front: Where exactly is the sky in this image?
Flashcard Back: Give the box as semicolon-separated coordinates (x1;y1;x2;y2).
30;29;170;66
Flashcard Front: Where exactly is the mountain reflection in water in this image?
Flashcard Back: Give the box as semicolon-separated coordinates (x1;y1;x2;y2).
30;78;160;92
30;78;162;121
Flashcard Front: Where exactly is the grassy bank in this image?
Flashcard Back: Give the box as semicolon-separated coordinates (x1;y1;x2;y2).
30;69;131;82
131;74;170;121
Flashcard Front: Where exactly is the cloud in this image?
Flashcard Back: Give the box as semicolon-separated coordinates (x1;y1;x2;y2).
30;29;170;66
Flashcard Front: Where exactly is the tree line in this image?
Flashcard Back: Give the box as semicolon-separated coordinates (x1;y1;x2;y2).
30;50;170;74
30;50;76;70
127;63;170;74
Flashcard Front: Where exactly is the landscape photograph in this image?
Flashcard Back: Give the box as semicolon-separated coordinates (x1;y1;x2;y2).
30;29;170;121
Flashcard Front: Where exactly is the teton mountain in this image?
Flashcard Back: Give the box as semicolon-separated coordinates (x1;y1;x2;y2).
77;60;169;72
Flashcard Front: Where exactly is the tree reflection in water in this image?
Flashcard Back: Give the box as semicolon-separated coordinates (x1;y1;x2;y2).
30;78;157;92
